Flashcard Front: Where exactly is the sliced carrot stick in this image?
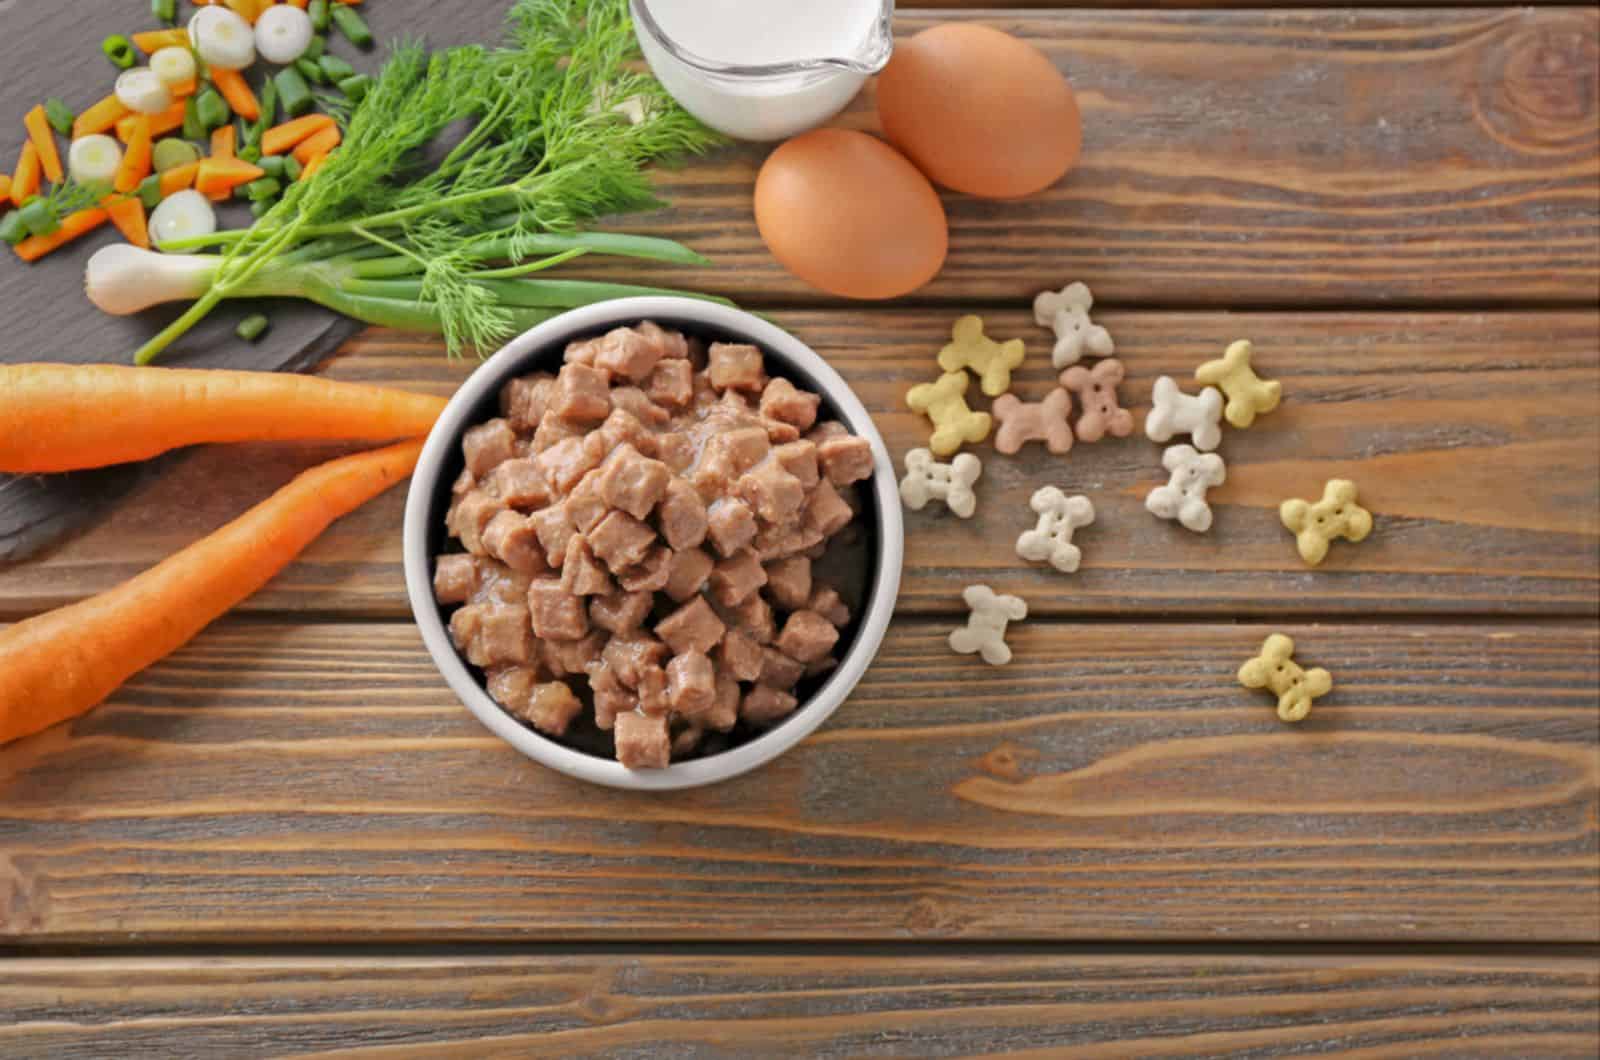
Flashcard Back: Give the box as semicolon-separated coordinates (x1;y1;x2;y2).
103;194;150;249
169;77;199;98
114;115;153;195
300;150;331;181
158;160;200;197
23;104;64;184
10;143;40;207
291;124;341;166
210;67;260;121
132;28;189;54
12;207;109;263
195;156;264;199
116;99;187;143
74;95;130;138
0;364;449;473
261;113;335;157
0;439;424;746
211;123;236;160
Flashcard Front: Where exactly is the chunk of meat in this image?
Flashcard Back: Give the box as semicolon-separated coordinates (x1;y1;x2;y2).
463;418;518;477
663;547;715;603
771;440;820;489
602;633;670;688
719;629;765;683
653;431;694;473
762;555;812;611
528;504;576;567
762;417;801;445
707;342;768;393
752;523;824;563
477;603;534;666
589;589;654;634
615;544;673;593
637;319;691;360
759;376;821;432
484;458;552;511
535;434;606;495
672;725;704;758
597;444;672;520
805;420;850;444
587;510;657;571
817;434;875;487
705;674;741;732
474;559;532;605
564;471;609;534
805;480;854;537
609;385;672;427
560;535;615;597
665;651;716;718
742;685;799;726
696;426;770;491
482;510;547;575
758;646;806;690
737;460;806;523
448;490;502;555
433;554;477;604
656;596;726;656
614;711;670;769
532;410;584;452
540;631;607;678
775;609;840;664
589;665;632;731
638;663;670;716
805;655;840;679
809;585;851;628
705;498;758;557
500;373;555;431
527;577;590;640
594;408;655;459
657;477;708;551
448;605;485;665
717;592;776;644
591;324;666;382
708;550;768;608
645;357;693;408
490;670;582;736
450;467;476;500
547;362;612;423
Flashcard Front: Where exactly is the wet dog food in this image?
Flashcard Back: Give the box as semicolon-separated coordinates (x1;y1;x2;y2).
434;322;875;769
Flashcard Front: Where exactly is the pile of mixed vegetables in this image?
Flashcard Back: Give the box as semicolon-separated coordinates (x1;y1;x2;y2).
2;0;729;361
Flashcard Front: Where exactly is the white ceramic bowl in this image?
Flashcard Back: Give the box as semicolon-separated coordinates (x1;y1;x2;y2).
403;297;904;790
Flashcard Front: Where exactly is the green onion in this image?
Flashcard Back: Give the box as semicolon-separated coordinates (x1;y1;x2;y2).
236;313;271;341
102;35;138;70
336;74;373;103
319;55;355;82
247;177;282;202
258;155;287;180
283;155;303;182
18;197;61;239
0;211;28;247
195;87;230;131
153;138;202;173
304;35;326;62
330;4;373;49
43;98;75;137
137;174;164;211
249;199;273;219
151;0;176;25
274;67;314;116
295;57;328;85
309;0;331;34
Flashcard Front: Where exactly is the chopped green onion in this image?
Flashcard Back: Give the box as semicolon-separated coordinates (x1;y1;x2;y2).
330;4;373;49
283;155;304;182
309;0;331;34
18;197;61;239
151;0;176;25
195;86;230;131
295;57;328;85
137;174;164;211
236;313;271;342
258;154;287;180
255;80;279;142
304;35;326;62
319;54;354;82
274;66;314;117
246;177;282;202
102;35;138;70
182;96;206;141
43;98;75;137
152;138;202;173
0;211;29;247
337;74;373;104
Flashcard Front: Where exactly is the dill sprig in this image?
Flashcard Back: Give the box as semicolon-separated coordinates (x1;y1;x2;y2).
134;0;726;365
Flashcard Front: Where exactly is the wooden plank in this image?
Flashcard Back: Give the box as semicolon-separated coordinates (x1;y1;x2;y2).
2;620;1594;944
2;311;1592;619
562;8;1600;306
2;954;1597;1058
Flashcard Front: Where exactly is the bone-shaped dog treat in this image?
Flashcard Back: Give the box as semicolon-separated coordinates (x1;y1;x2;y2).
1195;339;1281;428
1032;281;1113;370
1145;375;1224;452
899;448;982;518
949;584;1028;666
1015;486;1094;573
1059;358;1133;442
992;389;1074;455
1238;633;1331;723
1145;444;1226;533
937;315;1027;398
1280;478;1372;566
906;371;993;457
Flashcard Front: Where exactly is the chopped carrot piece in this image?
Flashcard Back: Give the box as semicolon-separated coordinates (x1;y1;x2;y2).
114;116;153;195
211;124;236;160
210;68;259;122
10;143;41;207
300;151;331;181
261;114;335;156
224;0;272;21
13;207;109;263
0;175;10;203
103;194;150;250
291;124;341;166
288;0;309;7
169;77;199;99
195;157;265;199
73;95;131;139
116;100;187;143
158;161;200;197
23;105;65;184
131;28;189;54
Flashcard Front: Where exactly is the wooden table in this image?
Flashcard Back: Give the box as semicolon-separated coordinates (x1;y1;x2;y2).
4;4;1599;1055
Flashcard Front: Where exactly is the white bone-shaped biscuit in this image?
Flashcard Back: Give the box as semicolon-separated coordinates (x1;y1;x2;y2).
899;448;982;519
1032;281;1114;370
1145;444;1226;533
949;584;1028;666
1145;376;1224;452
1016;486;1095;573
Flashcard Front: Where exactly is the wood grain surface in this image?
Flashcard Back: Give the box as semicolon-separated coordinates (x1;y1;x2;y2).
2;620;1593;944
3;954;1597;1058
562;7;1600;307
3;310;1591;619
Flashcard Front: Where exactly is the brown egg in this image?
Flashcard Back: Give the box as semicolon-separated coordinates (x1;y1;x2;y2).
876;23;1082;199
754;128;948;300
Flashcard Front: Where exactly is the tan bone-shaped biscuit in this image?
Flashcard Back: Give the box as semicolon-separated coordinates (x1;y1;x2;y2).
906;371;993;457
992;389;1074;455
900;448;982;518
949;584;1029;666
1195;340;1281;428
1238;633;1331;723
1033;281;1113;370
1059;358;1133;442
1280;478;1372;566
937;315;1026;397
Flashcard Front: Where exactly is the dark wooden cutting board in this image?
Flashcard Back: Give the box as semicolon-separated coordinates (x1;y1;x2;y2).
0;0;516;562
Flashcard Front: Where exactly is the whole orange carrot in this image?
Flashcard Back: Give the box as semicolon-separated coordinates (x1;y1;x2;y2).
12;206;108;263
0;439;423;746
0;364;449;472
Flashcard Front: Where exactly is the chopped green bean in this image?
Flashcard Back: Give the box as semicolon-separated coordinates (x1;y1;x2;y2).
304;35;326;62
137;174;164;211
43;98;75;137
330;4;373;49
255;80;279;141
274;67;315;117
258;155;287;180
152;0;176;25
249;199;273;219
0;211;29;247
195;87;230;130
246;177;282;202
283;156;304;182
309;0;331;33
234;181;254;201
181;96;206;141
295;57;328;85
236;313;271;341
153;138;202;173
17;197;60;238
102;35;137;70
319;55;355;82
238;143;261;163
337;74;373;104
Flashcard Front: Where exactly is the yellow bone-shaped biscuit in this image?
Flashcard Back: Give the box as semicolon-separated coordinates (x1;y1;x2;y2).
937;315;1026;397
1280;478;1372;566
906;371;993;457
1238;633;1331;723
1195;340;1281;428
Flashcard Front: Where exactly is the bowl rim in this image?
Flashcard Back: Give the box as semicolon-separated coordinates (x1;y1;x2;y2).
403;296;904;790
